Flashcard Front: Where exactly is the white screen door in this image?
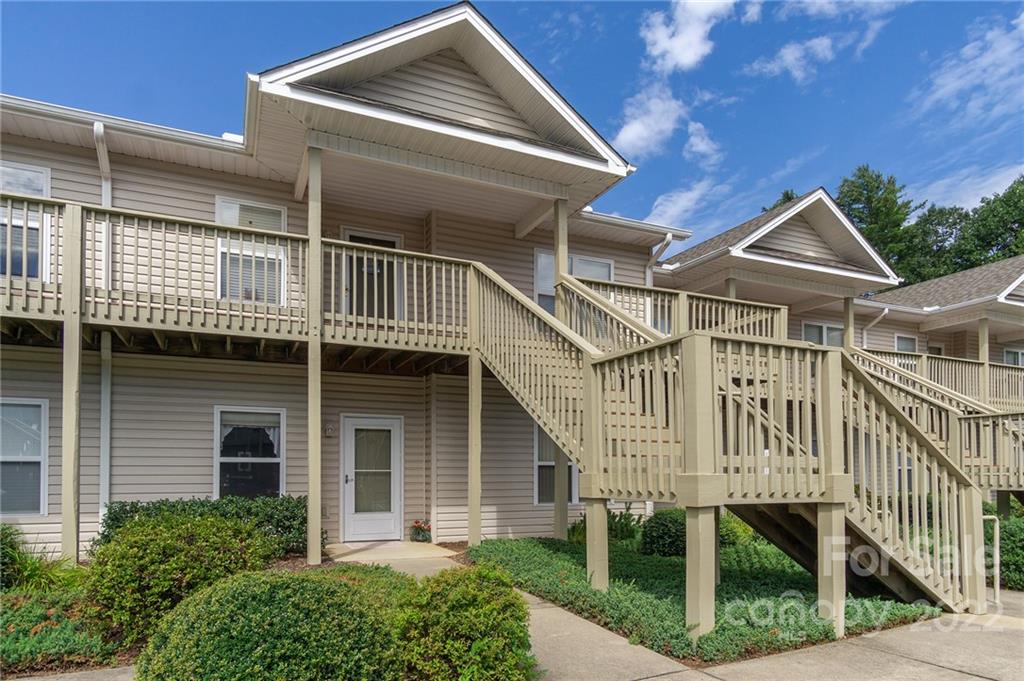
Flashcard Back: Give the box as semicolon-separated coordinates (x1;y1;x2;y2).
342;416;403;541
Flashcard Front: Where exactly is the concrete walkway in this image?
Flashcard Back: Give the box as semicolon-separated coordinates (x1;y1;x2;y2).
326;540;457;578
20;559;1023;681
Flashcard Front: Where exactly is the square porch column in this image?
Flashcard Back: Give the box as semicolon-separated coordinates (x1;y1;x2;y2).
306;147;323;565
978;318;990;402
552;198;570;540
468;267;482;546
60;204;84;561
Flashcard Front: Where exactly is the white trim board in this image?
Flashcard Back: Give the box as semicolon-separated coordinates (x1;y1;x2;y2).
212;405;287;499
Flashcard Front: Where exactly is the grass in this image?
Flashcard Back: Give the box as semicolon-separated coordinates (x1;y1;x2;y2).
467;537;940;663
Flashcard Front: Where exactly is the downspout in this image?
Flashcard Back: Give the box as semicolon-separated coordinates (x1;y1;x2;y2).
862;307;888;349
646;233;673;287
94;121;113;521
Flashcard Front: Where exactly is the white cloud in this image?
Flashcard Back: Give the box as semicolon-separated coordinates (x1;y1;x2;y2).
910;163;1023;210
646;177;730;228
641;1;736;74
611;83;688;160
765;146;828;185
777;0;904;20
741;1;763;24
855;18;889;57
683;121;725;170
743;36;835;84
910;11;1024;128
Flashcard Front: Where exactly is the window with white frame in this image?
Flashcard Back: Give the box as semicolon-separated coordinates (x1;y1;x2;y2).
895;334;918;353
1005;348;1024;366
534;425;578;505
802;322;844;347
217;239;286;305
215;408;285;498
215;196;287;232
0;162;51;281
927;343;944;356
0;399;48;516
534;250;614;315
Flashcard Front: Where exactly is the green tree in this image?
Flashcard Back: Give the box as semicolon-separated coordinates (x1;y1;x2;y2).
897;205;968;284
835;165;924;279
762;189;799;212
950;176;1024;270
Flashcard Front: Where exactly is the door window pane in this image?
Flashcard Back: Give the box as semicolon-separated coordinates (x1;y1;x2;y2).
1;402;45;515
344;233;401;319
896;336;917;353
1006;349;1024;366
353;428;392;513
217;410;282;498
803;324;823;344
573;257;612;282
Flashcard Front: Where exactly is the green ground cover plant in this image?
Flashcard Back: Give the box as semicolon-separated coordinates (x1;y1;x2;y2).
467;537;940;663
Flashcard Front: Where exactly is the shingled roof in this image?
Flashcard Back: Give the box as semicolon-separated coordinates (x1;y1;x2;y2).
662;188;821;267
870;255;1024;309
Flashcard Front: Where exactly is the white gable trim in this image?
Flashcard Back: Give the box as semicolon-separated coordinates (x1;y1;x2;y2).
259;4;628;171
731;249;901;286
732;188;899;283
997;270;1024;307
265;82;624;175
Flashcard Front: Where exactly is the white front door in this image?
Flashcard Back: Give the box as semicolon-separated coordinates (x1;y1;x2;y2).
342;416;403;541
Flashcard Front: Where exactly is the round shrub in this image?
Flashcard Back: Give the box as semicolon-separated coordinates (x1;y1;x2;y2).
641;508;687;557
136;571;404;681
86;514;274;643
402;565;535;681
719;511;754;547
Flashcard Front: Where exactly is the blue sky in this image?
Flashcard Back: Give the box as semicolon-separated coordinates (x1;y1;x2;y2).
2;1;1022;256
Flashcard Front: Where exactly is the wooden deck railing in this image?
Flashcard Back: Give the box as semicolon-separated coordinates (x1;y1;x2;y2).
322;239;470;353
577;277;787;340
83;207;309;339
851;349;989;416
991;364;1024;412
1;195;64;320
557;276;661;353
474;264;598;463
841;356;979;611
958;413;1024;491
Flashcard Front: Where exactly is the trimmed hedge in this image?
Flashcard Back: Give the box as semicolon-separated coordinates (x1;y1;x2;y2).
402;565;535;681
86;514;275;643
136;569;405;681
993;515;1024;590
641;508;686;557
0;589;116;674
94;495;321;558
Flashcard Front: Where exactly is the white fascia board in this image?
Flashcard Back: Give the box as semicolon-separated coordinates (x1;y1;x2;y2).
732;188;901;283
731;248;901;287
263;82;625;176
853;297;929;316
997;270;1024;305
259;4;628;171
578;212;692;240
1;94;248;154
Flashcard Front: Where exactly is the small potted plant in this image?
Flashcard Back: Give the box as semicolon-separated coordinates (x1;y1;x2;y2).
410;519;432;542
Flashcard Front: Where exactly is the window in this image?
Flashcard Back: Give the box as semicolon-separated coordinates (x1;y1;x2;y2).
802;322;844;347
217;239;285;304
1005;349;1024;366
0;162;51;281
927;344;944;356
535;426;578;505
215;196;286;232
214;407;285;498
0;399;48;516
0;162;50;198
895;335;918;353
534;250;614;315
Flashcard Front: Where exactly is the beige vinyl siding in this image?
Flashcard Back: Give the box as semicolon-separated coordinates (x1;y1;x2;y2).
432;374;583;542
431;212;649;299
2;137;103;204
751;214;840;261
0;346;100;554
323;202;426;251
344;49;541;141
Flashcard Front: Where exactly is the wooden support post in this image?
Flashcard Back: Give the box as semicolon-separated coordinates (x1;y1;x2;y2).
585;499;608;590
714;505;721;586
552;198;569;540
686;506;716;637
306;147;323;565
99;331;112;518
978;319;990;403
60;204;83;561
963;486;987;615
843;297;855;349
724;277;737;299
817;502;847;638
674;292;689;335
468;350;482;546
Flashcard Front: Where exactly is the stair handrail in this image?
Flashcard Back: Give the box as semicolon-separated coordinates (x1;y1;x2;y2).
556;275;664;351
852;348;994;415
